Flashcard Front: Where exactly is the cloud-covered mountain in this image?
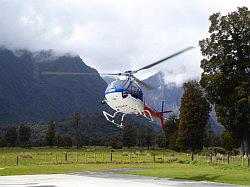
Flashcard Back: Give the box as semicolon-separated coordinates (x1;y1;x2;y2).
0;47;222;134
0;47;107;124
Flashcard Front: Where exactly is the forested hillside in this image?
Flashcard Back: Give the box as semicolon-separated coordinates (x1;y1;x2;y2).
0;48;107;124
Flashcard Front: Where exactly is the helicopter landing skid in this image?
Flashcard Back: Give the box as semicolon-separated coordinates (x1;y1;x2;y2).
103;106;154;128
103;111;127;128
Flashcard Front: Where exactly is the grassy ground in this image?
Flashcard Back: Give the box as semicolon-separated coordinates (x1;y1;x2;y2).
0;163;137;176
0;147;249;186
123;163;250;186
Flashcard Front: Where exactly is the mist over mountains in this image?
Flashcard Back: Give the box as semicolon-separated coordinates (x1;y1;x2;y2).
0;47;107;124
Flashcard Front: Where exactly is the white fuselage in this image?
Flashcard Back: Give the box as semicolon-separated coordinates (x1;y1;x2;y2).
105;92;144;114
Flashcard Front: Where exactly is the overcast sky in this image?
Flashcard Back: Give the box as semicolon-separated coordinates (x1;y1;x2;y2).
0;0;249;84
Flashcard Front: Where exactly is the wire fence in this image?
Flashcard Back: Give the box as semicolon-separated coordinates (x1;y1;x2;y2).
0;151;249;167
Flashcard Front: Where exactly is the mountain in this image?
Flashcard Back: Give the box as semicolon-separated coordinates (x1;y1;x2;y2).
142;72;182;114
0;47;222;134
0;47;107;124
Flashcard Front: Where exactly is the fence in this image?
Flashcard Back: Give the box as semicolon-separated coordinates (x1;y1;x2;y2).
0;151;249;167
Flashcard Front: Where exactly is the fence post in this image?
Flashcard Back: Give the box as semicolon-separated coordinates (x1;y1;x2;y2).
162;153;164;162
153;154;155;163
76;152;78;163
129;153;131;163
110;153;112;162
227;154;229;164
65;153;68;162
16;156;19;165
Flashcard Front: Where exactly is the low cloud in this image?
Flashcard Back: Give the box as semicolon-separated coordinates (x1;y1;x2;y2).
0;0;248;84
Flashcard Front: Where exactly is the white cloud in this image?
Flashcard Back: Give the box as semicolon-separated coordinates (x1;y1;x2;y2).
0;0;249;84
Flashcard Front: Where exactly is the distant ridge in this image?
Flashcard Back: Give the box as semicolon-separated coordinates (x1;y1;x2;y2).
0;48;107;124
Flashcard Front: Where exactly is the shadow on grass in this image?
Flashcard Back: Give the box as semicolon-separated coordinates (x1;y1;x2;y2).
184;174;222;182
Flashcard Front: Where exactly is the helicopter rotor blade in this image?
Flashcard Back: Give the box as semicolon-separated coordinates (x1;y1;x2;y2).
132;46;194;74
100;73;128;76
132;75;154;90
41;71;127;76
41;72;100;76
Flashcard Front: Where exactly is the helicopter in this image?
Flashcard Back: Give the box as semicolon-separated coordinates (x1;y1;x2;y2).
42;46;194;127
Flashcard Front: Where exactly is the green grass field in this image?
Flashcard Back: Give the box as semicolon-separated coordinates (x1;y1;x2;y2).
0;147;249;186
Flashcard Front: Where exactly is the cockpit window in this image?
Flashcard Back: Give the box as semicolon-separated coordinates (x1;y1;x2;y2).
107;80;143;101
108;80;129;89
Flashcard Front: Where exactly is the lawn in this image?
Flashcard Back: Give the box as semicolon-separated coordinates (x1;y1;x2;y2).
123;163;250;186
0;147;249;186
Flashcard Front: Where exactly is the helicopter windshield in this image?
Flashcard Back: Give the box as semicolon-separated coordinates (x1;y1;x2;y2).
106;80;143;101
108;80;130;89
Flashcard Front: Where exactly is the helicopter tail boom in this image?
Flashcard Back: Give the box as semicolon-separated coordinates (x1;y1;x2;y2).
144;101;172;126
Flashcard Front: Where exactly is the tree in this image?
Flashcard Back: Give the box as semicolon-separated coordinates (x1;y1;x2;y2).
123;122;137;147
79;133;90;146
0;136;6;147
221;130;238;153
199;7;249;155
204;127;221;147
145;124;154;150
56;135;65;147
18;124;31;147
63;136;72;147
177;81;210;153
110;135;123;149
45;120;56;148
154;133;167;149
136;125;147;147
5;127;17;147
163;115;178;150
71;113;81;148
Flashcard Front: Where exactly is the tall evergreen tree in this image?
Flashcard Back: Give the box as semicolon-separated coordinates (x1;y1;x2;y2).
5;127;17;147
199;7;249;155
45;120;56;148
177;81;210;152
18;124;31;147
